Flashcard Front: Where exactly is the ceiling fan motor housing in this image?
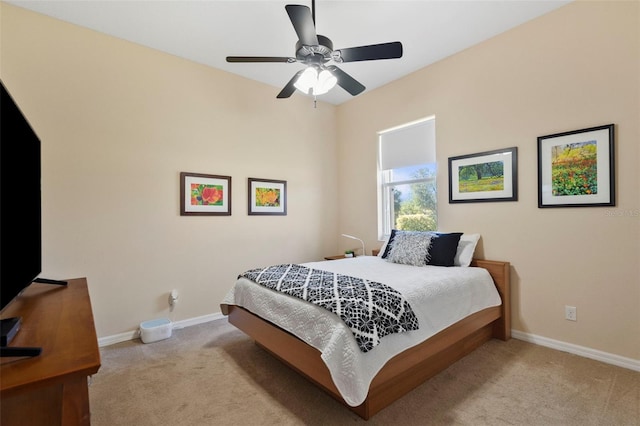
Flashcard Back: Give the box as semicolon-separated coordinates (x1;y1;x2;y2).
295;35;333;64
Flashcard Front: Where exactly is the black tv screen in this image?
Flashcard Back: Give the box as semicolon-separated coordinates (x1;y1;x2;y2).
0;80;42;313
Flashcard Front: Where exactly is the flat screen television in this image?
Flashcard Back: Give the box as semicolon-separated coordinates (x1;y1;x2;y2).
1;81;66;357
0;81;51;356
1;80;42;315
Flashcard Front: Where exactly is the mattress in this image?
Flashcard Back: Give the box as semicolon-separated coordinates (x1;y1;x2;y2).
221;255;501;406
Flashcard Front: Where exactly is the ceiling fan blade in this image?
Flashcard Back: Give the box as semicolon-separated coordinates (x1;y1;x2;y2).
326;65;365;96
334;41;403;63
277;70;305;99
285;5;318;46
226;56;295;63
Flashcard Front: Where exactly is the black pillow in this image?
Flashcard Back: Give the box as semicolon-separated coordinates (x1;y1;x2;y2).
425;232;463;266
381;229;398;259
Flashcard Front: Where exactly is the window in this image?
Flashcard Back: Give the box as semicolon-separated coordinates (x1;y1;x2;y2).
378;117;437;240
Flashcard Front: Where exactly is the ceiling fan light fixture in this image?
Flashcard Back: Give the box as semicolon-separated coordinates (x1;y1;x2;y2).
315;69;337;95
293;67;337;96
293;67;318;95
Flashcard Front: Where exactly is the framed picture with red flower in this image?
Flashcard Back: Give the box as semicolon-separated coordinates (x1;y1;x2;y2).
537;124;615;208
180;172;231;216
248;178;287;216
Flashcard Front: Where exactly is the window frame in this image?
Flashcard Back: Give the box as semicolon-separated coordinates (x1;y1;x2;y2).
377;117;437;241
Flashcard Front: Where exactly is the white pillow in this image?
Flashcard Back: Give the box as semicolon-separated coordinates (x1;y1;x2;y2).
454;234;480;267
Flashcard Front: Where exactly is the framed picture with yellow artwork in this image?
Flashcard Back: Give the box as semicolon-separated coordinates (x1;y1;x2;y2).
248;178;287;216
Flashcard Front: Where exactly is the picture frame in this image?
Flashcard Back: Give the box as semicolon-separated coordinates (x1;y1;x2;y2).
248;178;287;216
180;172;231;216
448;147;518;203
537;124;615;208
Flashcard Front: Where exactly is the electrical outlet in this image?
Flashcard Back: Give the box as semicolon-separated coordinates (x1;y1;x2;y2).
169;289;179;307
565;305;577;321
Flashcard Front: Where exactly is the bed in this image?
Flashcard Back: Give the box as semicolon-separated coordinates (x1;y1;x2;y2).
220;233;510;420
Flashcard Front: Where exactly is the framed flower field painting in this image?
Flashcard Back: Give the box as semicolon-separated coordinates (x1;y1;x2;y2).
537;124;614;208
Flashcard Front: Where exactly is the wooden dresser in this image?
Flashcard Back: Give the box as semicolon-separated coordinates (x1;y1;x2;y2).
0;278;101;426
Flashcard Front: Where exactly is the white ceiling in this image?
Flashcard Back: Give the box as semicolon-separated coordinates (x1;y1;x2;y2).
6;0;572;105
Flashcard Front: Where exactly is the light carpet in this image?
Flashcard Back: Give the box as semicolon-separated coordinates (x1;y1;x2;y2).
89;319;639;425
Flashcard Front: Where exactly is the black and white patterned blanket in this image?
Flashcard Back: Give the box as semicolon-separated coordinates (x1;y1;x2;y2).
239;264;419;352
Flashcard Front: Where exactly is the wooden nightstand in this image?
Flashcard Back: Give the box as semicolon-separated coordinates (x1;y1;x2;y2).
324;254;353;260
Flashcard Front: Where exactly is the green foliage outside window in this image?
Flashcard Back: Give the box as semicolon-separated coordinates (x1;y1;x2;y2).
393;167;437;232
396;212;436;231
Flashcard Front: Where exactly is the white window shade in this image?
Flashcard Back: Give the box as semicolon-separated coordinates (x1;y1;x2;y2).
379;119;436;170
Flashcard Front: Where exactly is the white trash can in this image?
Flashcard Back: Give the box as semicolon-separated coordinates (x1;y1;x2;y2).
139;318;172;343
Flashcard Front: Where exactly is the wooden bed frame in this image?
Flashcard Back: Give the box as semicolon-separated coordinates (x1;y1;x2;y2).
220;258;510;420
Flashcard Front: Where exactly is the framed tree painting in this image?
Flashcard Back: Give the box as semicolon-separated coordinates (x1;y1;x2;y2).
180;172;231;216
537;124;615;208
248;178;287;215
448;147;518;203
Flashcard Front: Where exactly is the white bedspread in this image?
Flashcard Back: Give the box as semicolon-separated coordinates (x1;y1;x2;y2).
221;256;501;407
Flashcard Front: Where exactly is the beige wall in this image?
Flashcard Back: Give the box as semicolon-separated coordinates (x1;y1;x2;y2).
337;0;639;360
1;3;339;337
1;1;638;362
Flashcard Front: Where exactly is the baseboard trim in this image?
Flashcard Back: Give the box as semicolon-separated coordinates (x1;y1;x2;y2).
512;330;640;372
98;316;640;373
171;312;225;331
98;312;225;347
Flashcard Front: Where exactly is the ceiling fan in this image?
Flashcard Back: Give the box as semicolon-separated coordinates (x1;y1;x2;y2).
226;0;403;99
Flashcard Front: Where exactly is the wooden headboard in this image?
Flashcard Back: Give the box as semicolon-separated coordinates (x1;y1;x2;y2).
471;258;511;340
